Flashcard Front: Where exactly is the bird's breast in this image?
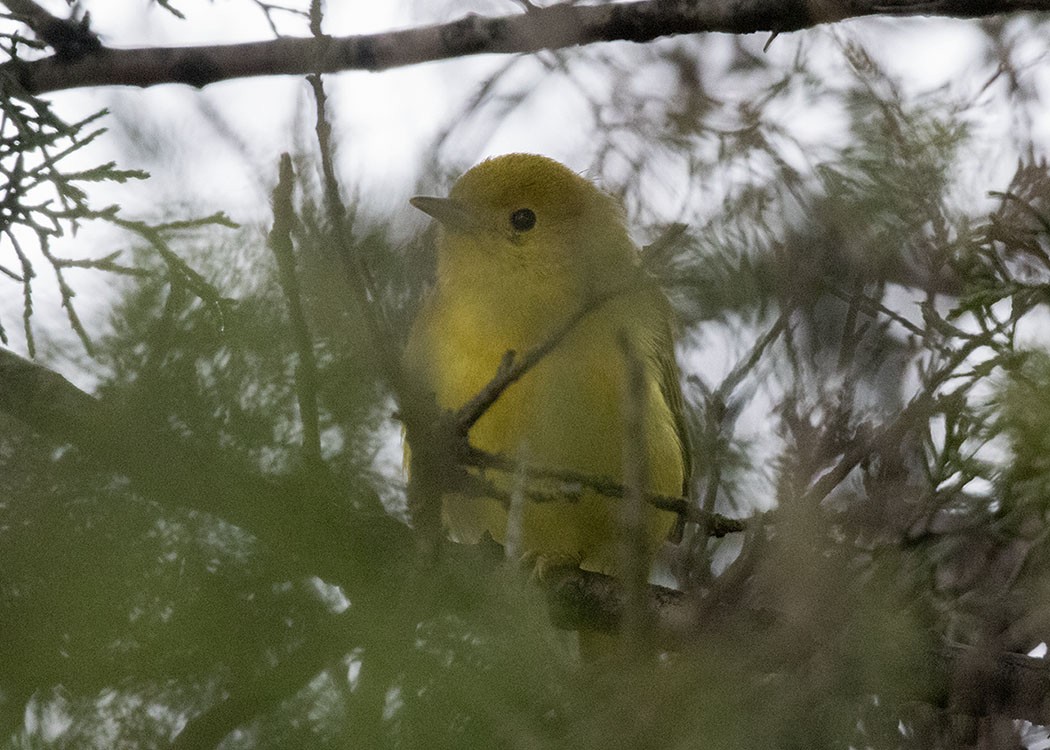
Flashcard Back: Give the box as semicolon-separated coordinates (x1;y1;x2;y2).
410;286;628;478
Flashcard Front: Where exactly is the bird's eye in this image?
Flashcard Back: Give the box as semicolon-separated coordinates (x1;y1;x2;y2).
510;208;536;232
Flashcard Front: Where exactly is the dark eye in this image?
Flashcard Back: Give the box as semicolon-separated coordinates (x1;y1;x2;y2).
510;208;536;232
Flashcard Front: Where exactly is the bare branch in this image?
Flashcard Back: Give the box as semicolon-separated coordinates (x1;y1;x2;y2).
1;0;60;34
307;75;403;399
462;444;748;537
0;0;100;62
6;0;1049;95
802;333;988;505
268;153;322;468
821;278;927;337
713;310;789;405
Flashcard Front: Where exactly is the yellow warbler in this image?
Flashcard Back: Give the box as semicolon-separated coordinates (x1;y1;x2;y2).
404;153;688;577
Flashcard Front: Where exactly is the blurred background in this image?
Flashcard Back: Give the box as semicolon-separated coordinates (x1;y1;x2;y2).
3;1;1050;748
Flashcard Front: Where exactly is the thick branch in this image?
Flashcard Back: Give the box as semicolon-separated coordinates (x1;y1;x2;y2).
0;0;100;62
5;0;1049;95
1;0;61;36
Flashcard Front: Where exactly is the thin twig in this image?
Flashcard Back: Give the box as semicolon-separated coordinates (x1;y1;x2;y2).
455;277;645;435
802;334;987;505
714;310;789;404
822;278;926;337
640;222;688;271
694;311;788;520
307;77;405;400
306;5;441;561
268;153;322;467
462;445;746;537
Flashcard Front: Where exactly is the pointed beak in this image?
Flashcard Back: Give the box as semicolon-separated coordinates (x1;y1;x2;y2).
410;196;477;232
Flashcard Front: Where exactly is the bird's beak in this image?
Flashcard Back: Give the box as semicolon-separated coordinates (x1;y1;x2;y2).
410;196;477;232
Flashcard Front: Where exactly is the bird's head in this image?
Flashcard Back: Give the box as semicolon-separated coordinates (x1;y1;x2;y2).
411;153;637;290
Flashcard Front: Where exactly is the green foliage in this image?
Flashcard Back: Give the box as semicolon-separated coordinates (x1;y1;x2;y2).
0;41;236;356
0;83;138;354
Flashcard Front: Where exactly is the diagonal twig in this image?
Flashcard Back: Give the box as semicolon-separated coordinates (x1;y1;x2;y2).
694;310;789;523
307;77;405;400
802;333;987;506
455;277;646;436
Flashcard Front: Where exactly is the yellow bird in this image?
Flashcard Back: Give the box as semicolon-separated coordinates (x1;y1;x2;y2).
404;153;688;578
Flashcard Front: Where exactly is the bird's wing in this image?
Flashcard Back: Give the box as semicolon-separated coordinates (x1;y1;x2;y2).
649;287;692;542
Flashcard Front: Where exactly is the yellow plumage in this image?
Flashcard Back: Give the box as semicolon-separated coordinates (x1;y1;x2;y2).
404;153;688;577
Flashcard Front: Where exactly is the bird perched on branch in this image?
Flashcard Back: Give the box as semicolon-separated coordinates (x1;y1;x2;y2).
404;153;689;589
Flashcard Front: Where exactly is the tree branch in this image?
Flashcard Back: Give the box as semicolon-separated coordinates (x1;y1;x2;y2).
268;153;323;468
802;331;987;506
461;444;748;537
6;0;1049;95
454;277;644;436
543;565;1050;726
0;0;100;62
